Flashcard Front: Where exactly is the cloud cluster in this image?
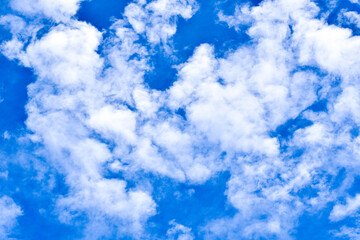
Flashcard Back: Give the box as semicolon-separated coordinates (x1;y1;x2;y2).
20;21;156;238
1;0;200;238
207;0;360;238
2;0;360;239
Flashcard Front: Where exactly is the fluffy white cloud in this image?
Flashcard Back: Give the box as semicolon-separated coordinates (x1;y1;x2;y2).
124;0;198;46
201;0;360;238
9;0;84;22
0;14;42;60
0;18;157;237
0;196;22;239
169;43;281;157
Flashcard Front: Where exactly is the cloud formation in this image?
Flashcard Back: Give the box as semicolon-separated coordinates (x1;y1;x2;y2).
2;0;360;239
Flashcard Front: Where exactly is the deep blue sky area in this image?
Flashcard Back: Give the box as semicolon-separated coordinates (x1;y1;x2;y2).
76;0;129;30
0;55;32;135
148;172;237;238
9;167;79;240
2;0;360;239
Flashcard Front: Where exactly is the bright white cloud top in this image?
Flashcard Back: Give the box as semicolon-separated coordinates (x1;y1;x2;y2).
1;0;360;239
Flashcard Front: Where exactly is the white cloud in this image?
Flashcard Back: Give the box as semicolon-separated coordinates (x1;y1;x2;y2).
0;15;27;35
167;220;194;240
22;21;103;86
0;18;158;237
0;196;22;239
0;15;41;61
9;0;84;22
338;10;360;28
87;105;137;143
124;0;198;46
57;178;156;238
0;0;324;237
169;44;281;157
333;225;360;239
4;0;360;238
218;4;252;30
201;0;360;238
330;194;360;221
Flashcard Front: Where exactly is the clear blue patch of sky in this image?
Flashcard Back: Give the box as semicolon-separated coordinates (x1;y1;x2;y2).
0;6;35;138
0;0;12;16
347;176;360;197
173;0;250;61
330;168;347;191
147;171;237;239
294;206;342;240
76;0;130;30
0;55;34;135
273;117;313;140
2;163;79;240
143;46;179;91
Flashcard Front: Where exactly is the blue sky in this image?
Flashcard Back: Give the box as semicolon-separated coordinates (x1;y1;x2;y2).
2;0;360;239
